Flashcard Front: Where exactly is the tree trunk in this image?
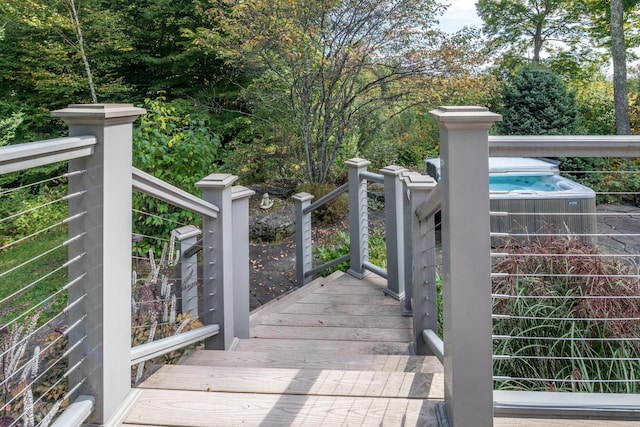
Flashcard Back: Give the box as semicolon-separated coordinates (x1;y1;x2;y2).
533;21;543;63
611;0;631;135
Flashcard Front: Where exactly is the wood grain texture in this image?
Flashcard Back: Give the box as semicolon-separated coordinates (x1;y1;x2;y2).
180;350;444;373
250;324;412;342
139;365;444;399
255;313;412;328
124;389;440;427
234;337;411;354
279;302;401;316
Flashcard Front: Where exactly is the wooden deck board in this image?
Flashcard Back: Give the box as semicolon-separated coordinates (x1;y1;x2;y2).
251;324;412;342
180;350;444;373
140;365;444;399
296;292;399;305
234;337;411;354
123;389;440;427
279;302;402;316
251;312;412;328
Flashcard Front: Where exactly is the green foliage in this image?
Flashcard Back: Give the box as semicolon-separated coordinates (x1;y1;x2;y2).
572;77;616;135
296;183;349;226
314;227;387;276
498;66;582;135
492;237;640;393
132;96;221;254
0;112;24;146
199;0;445;182
477;0;587;64
0;229;67;325
1;188;67;247
0;0;133;140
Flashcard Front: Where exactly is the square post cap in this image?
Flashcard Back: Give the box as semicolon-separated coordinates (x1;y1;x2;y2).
196;174;239;190
52;104;146;126
430;106;502;130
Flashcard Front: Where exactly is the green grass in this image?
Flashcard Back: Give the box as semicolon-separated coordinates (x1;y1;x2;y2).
0;228;68;326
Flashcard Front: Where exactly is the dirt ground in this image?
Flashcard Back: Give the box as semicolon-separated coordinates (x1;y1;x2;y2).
248;220;350;310
248;236;297;310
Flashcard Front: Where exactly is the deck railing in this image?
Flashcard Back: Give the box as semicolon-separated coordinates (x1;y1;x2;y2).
293;159;409;301
424;106;640;425
0;104;252;426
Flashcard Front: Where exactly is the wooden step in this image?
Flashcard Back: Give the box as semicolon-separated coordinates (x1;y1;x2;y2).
180;350;443;373
234;337;412;354
139;365;444;399
123;389;440;426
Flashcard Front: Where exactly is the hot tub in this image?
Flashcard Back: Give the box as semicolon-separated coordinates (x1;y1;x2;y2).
425;157;596;244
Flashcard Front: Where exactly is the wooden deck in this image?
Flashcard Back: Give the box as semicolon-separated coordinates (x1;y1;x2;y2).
122;272;445;426
121;272;640;426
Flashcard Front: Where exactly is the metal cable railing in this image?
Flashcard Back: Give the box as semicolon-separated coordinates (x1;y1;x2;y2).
0;159;90;427
490;159;640;394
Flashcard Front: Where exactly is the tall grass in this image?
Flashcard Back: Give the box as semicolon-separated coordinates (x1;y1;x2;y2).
492;237;640;393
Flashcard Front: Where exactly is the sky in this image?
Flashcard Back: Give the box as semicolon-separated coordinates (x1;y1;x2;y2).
437;1;483;33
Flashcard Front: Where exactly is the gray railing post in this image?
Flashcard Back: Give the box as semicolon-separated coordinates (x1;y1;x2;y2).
173;225;201;318
381;165;407;301
430;106;501;427
196;174;238;350
346;158;370;279
293;192;314;286
403;172;438;353
52;104;145;424
232;186;255;339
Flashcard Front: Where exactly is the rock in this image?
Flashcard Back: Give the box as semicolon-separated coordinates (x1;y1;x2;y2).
249;198;295;242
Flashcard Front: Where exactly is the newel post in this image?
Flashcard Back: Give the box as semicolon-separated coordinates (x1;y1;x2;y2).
346;158;370;278
52;104;145;424
197;174;238;350
403;172;438;352
430;106;501;427
231;186;255;339
293;192;314;286
380;165;407;301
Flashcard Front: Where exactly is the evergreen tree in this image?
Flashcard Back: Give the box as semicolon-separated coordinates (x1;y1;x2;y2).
498;66;581;135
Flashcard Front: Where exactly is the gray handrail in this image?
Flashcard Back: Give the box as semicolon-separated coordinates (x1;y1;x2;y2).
303;182;349;215
132;167;219;218
489;135;640;157
131;324;220;365
0;135;97;174
415;183;441;222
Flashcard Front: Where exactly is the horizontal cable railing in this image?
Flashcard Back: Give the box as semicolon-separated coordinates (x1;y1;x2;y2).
294;160;407;304
487;153;640;416
130;178;220;383
0;155;91;427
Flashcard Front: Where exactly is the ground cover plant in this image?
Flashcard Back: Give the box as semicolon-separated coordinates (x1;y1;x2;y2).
492;237;640;393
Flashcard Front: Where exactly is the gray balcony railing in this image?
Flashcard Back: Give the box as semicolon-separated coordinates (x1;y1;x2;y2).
293;159;409;301
0;104;253;426
422;106;640;426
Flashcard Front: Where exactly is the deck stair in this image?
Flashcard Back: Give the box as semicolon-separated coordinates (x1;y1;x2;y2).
122;272;445;426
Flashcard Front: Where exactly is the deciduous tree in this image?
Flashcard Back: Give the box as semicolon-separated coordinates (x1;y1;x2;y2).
198;0;445;183
476;0;586;64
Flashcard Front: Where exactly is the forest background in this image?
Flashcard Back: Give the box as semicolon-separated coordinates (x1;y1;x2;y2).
2;0;640;191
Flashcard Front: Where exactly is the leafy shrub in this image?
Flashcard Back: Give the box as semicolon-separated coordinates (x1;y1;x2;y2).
560;157;640;206
133;96;221;255
296;182;349;226
492;237;640;393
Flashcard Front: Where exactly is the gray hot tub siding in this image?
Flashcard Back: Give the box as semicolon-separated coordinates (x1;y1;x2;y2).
425;157;597;245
